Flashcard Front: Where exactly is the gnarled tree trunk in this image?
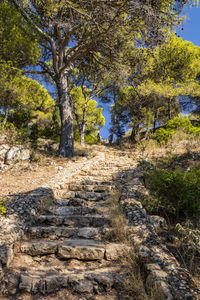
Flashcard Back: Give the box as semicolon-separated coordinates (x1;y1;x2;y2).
56;74;74;157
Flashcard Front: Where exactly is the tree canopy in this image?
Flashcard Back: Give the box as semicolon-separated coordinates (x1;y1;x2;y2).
0;2;40;68
7;0;195;156
0;60;54;127
109;33;200;140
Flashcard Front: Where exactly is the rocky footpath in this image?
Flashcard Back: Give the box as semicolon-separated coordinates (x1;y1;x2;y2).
0;146;199;299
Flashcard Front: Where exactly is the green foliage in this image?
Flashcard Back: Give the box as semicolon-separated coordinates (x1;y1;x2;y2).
153;116;200;144
146;33;200;84
71;85;105;143
0;60;54;144
0;121;29;145
0;200;6;215
0;60;54;123
84;134;98;144
0;2;40;67
153;128;174;144
110;34;200;141
144;165;200;222
166;116;193;130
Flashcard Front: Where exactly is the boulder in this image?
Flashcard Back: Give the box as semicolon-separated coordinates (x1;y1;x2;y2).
6;146;30;163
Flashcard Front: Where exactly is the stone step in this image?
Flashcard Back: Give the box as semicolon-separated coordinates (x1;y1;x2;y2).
95;165;131;170
55;198;109;210
20;239;105;260
74;191;109;200
57;239;106;260
20;239;130;261
6;265;124;295
35;214;110;227
79;170;114;178
27;226;103;240
68;184;113;192
47;205;98;216
58;190;109;201
69;179;116;186
68;177;112;185
73;175;113;182
54;198;87;207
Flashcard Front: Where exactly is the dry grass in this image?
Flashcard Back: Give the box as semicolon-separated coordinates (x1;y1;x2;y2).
106;188;130;242
122;252;149;300
106;179;167;300
122;250;165;300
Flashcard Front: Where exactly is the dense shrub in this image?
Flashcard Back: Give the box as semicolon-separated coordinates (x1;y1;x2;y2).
153;128;174;144
0;121;30;145
166;117;192;131
144;165;200;222
153;117;200;144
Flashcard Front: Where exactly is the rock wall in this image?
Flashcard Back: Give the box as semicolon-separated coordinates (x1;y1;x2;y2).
120;166;198;300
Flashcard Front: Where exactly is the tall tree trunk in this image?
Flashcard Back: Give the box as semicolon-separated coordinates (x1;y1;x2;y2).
80;123;85;146
168;98;172;120
3;102;9;127
56;74;74;157
80;99;88;147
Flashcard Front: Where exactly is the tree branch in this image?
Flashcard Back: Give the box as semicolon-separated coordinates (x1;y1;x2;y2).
22;70;47;75
11;0;59;75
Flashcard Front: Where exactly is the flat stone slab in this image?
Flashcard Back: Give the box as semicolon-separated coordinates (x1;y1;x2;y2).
74;191;108;201
58;239;105;260
105;243;132;261
28;226;100;240
21;241;58;256
77;227;99;239
48;206;95;216
68;184;112;192
36;214;110;227
28;226;78;238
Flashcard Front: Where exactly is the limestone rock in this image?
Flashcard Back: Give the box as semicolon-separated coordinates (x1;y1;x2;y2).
19;274;32;292
78;228;99;239
105;243;131;261
21;241;58;256
6;146;30;163
58;239;105;260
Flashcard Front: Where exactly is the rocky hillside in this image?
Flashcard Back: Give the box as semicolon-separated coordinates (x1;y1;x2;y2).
0;145;199;299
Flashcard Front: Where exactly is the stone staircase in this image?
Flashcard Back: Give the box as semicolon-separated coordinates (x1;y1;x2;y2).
3;151;135;299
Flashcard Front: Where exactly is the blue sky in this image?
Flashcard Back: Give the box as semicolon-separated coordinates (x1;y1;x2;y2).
176;5;200;46
99;5;200;139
